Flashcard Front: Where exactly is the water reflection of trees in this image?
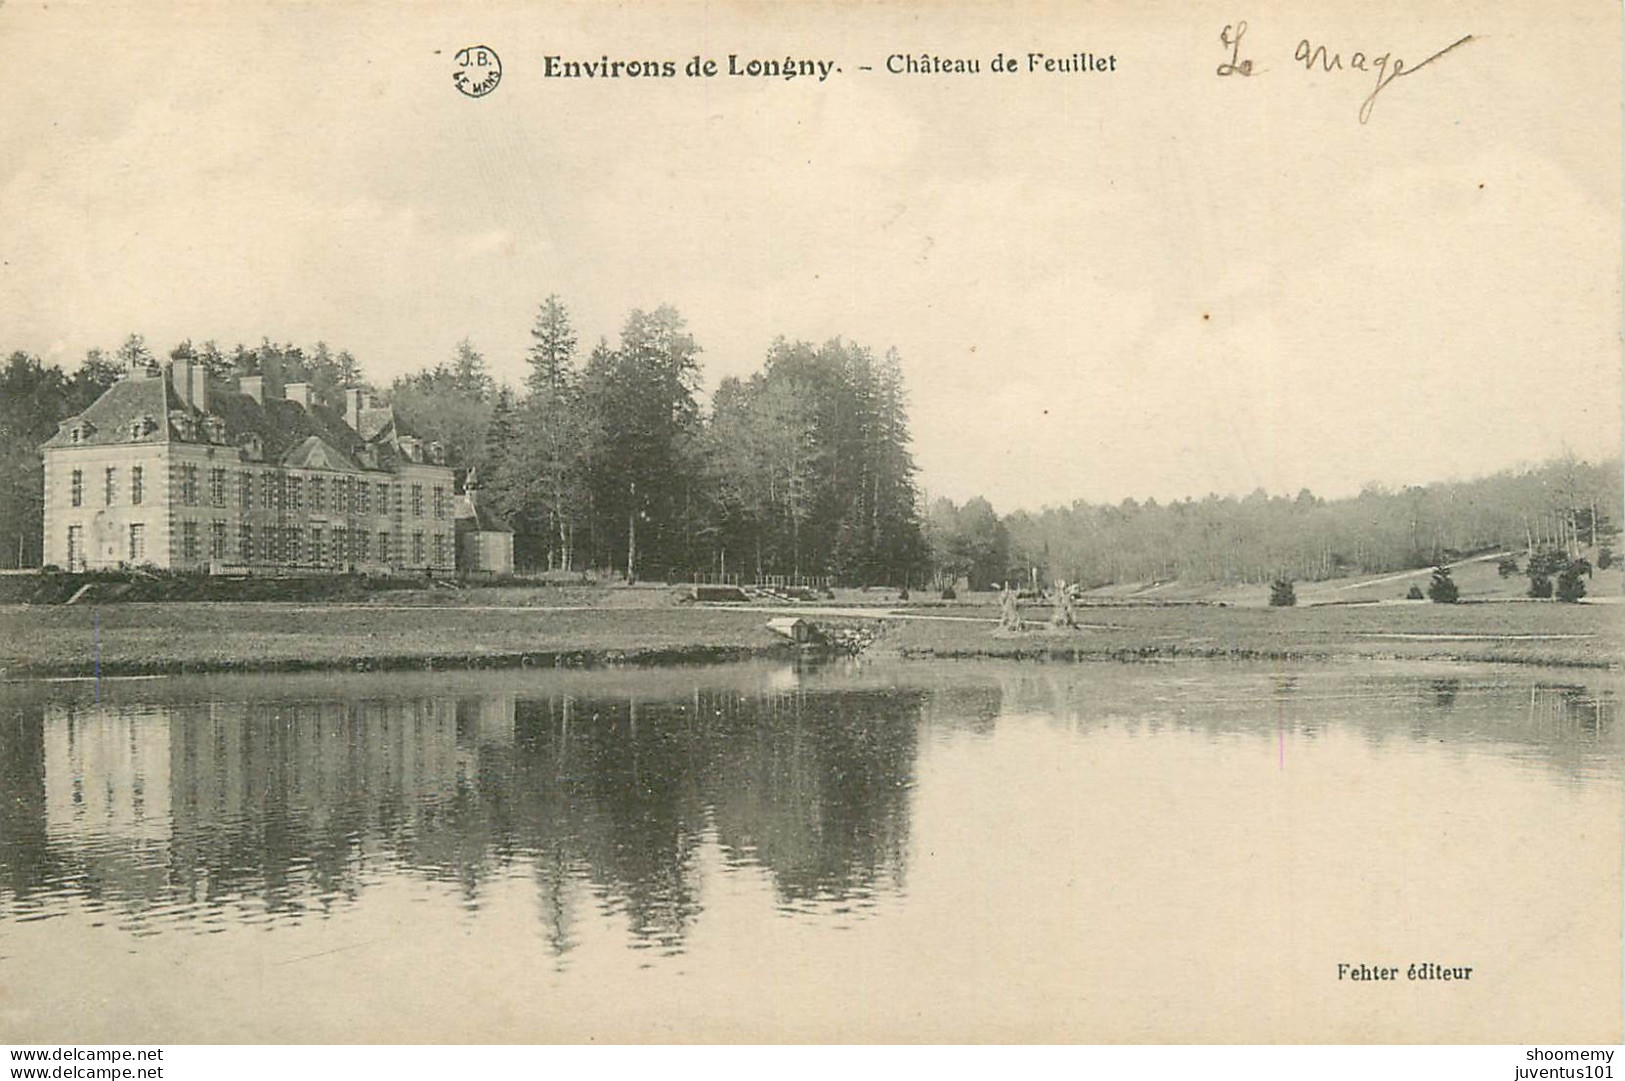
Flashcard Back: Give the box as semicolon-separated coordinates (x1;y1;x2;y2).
0;679;922;954
2;666;1612;949
981;667;1617;774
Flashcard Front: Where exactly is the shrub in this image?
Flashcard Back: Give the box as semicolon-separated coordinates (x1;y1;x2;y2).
1528;573;1553;599
1598;547;1614;571
1556;564;1588;603
1268;578;1297;607
940;584;957;601
1406;585;1425;600
1497;556;1520;578
1426;566;1459;604
1527;547;1569;577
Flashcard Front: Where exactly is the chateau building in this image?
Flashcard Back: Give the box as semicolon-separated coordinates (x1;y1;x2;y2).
40;358;457;574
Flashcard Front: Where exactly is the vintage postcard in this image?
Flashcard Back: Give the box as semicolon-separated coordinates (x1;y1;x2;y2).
0;0;1619;1053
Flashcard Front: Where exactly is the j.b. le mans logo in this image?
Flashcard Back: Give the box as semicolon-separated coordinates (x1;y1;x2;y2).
453;46;502;97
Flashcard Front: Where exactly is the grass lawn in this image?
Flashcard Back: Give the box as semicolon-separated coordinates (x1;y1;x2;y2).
0;591;1618;677
879;597;1622;668
0;603;788;677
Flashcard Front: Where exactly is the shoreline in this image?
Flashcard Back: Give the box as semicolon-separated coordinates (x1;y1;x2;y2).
0;596;1617;680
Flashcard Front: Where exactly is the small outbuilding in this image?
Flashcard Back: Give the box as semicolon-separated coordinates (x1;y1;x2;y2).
454;467;514;576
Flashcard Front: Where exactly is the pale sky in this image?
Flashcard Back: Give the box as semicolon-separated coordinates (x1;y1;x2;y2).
2;1;1618;513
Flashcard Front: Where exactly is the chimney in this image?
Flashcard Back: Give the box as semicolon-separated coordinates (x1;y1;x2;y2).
190;363;208;413
240;375;263;404
170;358;195;407
345;387;365;430
285;382;311;408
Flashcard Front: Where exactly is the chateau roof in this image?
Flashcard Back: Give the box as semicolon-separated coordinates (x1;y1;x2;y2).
39;374;177;449
42;368;439;476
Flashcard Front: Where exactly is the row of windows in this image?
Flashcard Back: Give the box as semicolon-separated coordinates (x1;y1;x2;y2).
63;523;451;567
68;466;450;518
224;526;449;566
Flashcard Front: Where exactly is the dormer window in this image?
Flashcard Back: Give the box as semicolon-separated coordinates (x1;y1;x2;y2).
427;441;445;465
169;411;196;441
65;418;95;444
203;416;227;443
128;415;158;441
237;433;263;461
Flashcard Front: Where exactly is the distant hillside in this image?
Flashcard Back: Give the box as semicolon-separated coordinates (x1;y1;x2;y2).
929;456;1623;594
1079;549;1624;608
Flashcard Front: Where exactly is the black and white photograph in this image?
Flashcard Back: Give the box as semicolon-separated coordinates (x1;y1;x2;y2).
0;0;1619;1064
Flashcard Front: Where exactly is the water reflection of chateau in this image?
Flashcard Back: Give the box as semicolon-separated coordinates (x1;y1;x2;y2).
3;670;1611;950
1;682;922;953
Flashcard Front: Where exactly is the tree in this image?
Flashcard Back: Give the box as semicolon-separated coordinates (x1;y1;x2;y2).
702;337;924;586
526;295;578;394
0;352;71;567
517;297;587;570
1527;573;1553;599
70;347;123;410
577;307;703;577
1556;561;1588;603
388;341;496;470
1426;566;1458;603
925;496;1006;591
1269;578;1297;606
114;333;155;373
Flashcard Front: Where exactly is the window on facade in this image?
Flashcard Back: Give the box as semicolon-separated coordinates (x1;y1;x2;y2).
261;528;274;562
71;469;83;507
239;473;251;510
287;528;301;564
211;521;227;561
66;525;83;569
378;531;390;563
433;486;446;519
131;466;144;506
182;465;199;506
434;533;447;566
289;476;303;512
357;483;370;516
412;532;424;564
358;531;370;562
412;485;424;517
182;521;199;562
211;468;227;508
261;472;275;510
240;524;253;563
312;477;325;513
128;523;144;564
104;466;116;506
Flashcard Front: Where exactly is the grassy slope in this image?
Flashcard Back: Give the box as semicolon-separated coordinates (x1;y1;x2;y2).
1077;551;1624;607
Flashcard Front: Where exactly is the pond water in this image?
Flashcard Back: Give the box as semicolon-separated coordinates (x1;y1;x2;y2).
0;660;1617;1043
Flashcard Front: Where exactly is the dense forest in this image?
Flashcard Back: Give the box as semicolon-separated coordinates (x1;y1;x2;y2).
2;306;1618;592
